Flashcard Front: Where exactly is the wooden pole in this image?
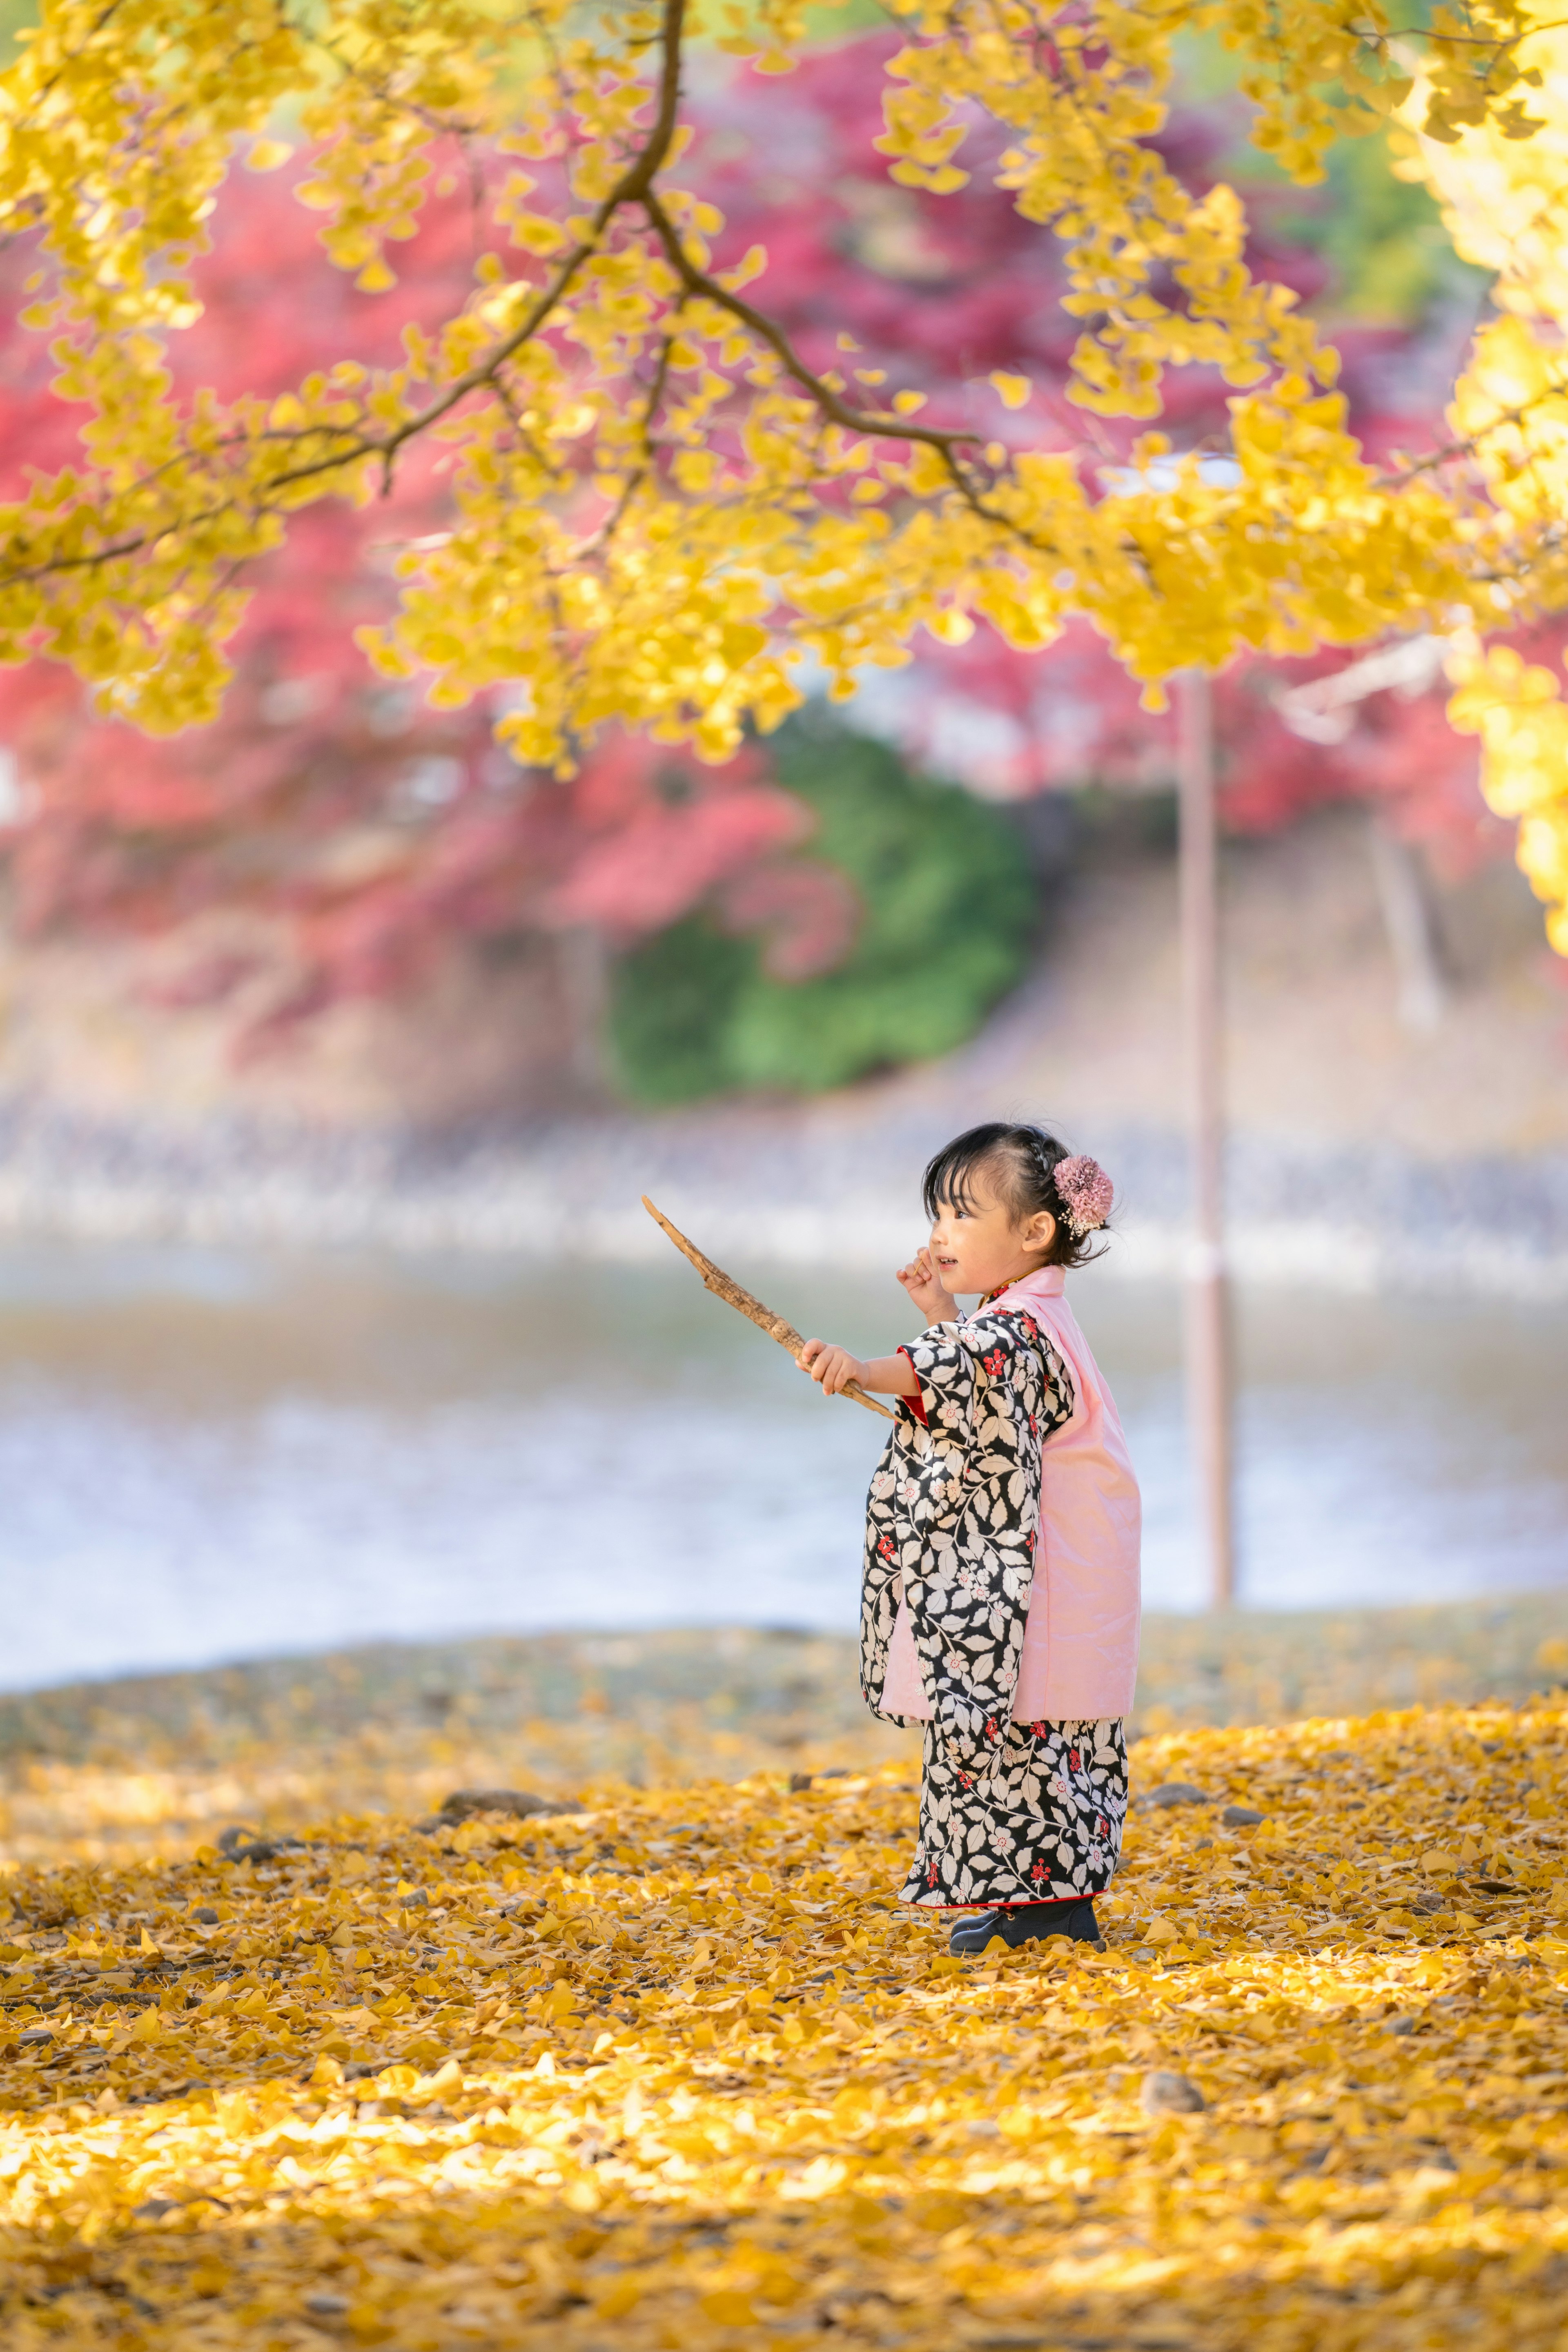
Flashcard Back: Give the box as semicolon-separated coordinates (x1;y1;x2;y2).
1366;814;1446;1033
1176;669;1236;1607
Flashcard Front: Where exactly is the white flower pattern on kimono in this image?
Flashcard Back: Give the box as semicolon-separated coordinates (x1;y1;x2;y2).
858;1305;1130;1909
914;1716;1129;1909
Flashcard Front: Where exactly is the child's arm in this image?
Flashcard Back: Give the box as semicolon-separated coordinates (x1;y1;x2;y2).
799;1339;921;1397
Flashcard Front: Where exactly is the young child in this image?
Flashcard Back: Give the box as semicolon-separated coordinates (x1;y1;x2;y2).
799;1121;1141;1955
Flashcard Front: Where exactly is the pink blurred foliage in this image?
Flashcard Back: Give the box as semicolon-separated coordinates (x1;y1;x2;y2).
542;737;803;935
710;859;862;982
898;619;1519;870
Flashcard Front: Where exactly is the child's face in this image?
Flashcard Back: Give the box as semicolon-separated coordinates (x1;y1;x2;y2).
929;1168;1056;1297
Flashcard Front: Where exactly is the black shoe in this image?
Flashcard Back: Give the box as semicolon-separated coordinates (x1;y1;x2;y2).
949;1898;1104;1955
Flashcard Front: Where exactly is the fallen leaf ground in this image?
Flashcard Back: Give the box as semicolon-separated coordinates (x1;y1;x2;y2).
6;1602;1567;1871
6;1686;1568;2350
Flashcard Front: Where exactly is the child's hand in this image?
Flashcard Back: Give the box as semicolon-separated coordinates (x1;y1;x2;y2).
897;1247;957;1325
799;1338;869;1396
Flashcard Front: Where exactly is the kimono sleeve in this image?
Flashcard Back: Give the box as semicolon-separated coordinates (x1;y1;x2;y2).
898;1312;1034;1441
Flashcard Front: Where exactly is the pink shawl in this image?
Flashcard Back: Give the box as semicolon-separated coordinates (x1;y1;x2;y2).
881;1265;1142;1723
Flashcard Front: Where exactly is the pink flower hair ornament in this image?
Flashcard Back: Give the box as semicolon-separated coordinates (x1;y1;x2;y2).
1054;1154;1114;1237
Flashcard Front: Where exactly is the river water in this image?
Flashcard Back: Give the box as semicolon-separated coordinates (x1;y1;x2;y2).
1;1244;1564;1693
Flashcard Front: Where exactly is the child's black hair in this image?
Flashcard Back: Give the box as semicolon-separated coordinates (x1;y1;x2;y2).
920;1120;1110;1270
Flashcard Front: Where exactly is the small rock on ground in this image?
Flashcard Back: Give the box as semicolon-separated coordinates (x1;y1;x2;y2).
439;1787;570;1820
1142;2071;1206;2115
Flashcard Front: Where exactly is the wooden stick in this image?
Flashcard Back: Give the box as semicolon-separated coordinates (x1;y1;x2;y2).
641;1196;895;1421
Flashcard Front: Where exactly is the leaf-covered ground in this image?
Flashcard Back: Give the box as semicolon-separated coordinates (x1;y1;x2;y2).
6;1695;1568;2349
7;1600;1567;1870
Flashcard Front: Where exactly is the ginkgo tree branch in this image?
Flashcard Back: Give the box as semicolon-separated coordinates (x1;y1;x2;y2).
637;187;1087;557
639;188;984;465
230;0;695;485
1376;395;1552;488
1352;12;1568;49
0;0;692;588
579;332;679;558
0;0;995;600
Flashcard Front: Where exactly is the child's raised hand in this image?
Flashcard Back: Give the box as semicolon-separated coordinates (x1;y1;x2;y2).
897;1247;956;1324
798;1337;868;1396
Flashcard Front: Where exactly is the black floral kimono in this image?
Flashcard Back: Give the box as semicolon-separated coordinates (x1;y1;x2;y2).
860;1308;1130;1910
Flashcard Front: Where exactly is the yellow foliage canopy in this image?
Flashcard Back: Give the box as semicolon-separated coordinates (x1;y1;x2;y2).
5;1701;1568;2347
0;0;1566;940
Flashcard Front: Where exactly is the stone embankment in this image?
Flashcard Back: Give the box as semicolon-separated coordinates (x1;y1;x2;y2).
0;1088;1564;1297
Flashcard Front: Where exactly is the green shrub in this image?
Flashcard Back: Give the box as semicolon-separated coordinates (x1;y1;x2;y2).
608;716;1037;1103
